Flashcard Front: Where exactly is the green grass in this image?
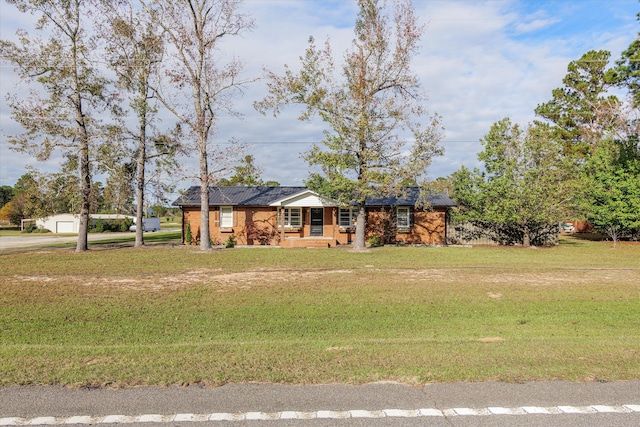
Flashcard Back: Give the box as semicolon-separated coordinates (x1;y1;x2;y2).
160;216;182;227
0;236;639;386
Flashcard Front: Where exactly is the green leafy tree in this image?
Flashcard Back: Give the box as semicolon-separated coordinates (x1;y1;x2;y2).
256;0;443;249
43;161;83;215
449;166;484;224
217;155;262;186
216;155;278;186
12;173;35;195
535;50;619;158
13;173;40;219
0;186;14;209
101;162;136;214
581;106;640;244
452;118;577;246
1;0;110;251
11;167;79;220
612;13;640;106
151;205;168;217
3;173;41;225
575;24;640;243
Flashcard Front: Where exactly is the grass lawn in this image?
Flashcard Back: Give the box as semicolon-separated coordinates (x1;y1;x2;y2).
0;235;638;387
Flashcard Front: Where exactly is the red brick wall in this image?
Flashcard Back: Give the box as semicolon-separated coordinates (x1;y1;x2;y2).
181;206;447;246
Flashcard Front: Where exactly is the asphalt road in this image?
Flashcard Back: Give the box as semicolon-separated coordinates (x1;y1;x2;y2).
1;382;639;426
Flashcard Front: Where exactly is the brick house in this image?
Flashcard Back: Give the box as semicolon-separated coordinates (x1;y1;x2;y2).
172;186;455;248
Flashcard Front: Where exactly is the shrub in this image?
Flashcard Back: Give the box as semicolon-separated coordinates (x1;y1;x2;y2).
93;219;104;233
113;218;132;232
22;222;38;233
367;234;382;247
185;222;193;245
224;235;236;248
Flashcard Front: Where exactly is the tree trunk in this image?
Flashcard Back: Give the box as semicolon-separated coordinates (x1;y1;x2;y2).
353;203;367;249
522;224;530;247
199;133;211;250
71;22;91;252
76;133;90;252
609;226;618;248
74;36;90;253
134;118;146;247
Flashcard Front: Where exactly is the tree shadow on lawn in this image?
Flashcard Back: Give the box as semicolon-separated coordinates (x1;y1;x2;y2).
559;233;607;245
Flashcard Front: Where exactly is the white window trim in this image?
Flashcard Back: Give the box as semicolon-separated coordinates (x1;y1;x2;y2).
339;208;357;227
397;207;411;229
279;207;302;228
220;206;233;228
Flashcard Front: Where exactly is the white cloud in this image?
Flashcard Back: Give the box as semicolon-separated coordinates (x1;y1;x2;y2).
515;17;559;34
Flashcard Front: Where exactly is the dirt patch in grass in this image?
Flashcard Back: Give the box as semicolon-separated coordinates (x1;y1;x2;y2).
8;268;362;291
477;337;505;343
7;267;640;293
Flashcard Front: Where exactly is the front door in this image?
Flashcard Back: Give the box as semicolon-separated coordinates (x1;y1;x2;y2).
310;208;323;236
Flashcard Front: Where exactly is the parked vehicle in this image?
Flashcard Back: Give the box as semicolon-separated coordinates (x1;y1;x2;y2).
561;222;575;233
129;217;161;232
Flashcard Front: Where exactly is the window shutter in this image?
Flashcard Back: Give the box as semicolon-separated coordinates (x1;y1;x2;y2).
410;209;415;228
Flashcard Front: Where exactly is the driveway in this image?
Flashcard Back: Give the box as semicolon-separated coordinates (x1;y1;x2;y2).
0;232;136;250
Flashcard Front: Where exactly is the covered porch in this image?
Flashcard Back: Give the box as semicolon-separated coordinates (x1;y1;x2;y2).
270;190;342;248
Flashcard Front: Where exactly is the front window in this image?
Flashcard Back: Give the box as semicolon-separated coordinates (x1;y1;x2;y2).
220;206;233;228
397;207;410;229
339;208;356;227
279;207;301;227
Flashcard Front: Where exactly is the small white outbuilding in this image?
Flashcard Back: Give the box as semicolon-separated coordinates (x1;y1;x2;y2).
36;214;134;233
36;214;78;233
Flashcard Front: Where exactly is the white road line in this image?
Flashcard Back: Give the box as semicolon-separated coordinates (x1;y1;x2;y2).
1;404;639;425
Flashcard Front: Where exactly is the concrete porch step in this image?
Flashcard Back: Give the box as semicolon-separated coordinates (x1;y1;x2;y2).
280;237;336;248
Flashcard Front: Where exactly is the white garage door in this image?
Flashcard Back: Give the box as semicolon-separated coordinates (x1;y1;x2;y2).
56;221;74;233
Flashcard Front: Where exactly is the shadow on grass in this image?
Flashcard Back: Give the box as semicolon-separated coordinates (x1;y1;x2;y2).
559;233;607;246
93;231;182;248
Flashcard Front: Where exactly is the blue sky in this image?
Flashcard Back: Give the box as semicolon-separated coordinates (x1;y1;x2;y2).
0;0;638;193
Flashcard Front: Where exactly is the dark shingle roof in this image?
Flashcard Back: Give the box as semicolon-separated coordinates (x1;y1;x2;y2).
173;186;455;208
365;187;456;207
172;186;307;207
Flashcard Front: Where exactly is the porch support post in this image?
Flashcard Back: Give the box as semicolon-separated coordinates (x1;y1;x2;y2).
332;207;337;243
279;207;285;243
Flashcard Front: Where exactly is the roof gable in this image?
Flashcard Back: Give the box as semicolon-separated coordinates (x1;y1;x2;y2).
269;190;338;207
